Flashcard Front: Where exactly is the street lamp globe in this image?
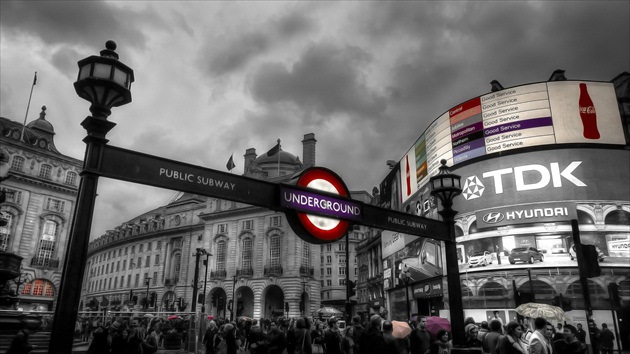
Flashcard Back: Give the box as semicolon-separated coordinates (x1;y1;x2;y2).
429;159;462;212
74;40;134;118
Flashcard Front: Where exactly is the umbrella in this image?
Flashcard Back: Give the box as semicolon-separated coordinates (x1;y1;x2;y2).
143;314;154;318
238;316;252;322
392;320;412;339
207;315;215;321
516;303;567;321
425;316;451;337
167;315;180;321
316;307;343;316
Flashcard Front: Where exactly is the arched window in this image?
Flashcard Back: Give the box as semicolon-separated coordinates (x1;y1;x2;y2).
216;240;227;272
36;220;58;266
468;221;478;235
22;279;55;297
11;156;25;171
172;253;181;282
39;164;52;179
269;234;281;269
241;238;253;272
65;171;78;186
0;212;13;251
577;210;595;224
604;210;630;225
478;281;508;297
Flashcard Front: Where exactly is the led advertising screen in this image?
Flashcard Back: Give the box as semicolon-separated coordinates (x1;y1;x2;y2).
400;81;626;204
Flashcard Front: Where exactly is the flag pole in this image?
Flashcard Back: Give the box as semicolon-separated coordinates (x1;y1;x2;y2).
277;138;281;176
20;71;37;142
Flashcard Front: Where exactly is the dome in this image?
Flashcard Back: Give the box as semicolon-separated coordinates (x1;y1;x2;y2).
255;150;300;165
26;106;54;134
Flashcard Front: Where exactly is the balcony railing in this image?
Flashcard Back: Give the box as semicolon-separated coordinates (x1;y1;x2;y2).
164;278;178;286
236;268;254;277
30;257;60;269
211;270;227;279
264;265;283;276
299;266;314;277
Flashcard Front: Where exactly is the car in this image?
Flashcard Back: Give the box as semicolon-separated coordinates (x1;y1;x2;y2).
468;251;493;268
508;247;544;264
569;244;605;262
551;244;567;254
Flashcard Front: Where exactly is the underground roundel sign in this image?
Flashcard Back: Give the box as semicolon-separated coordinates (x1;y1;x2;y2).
281;167;362;244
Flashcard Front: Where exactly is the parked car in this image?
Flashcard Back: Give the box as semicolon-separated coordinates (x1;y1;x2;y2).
468;251;493;268
508;247;544;264
551;244;567;254
569;244;605;262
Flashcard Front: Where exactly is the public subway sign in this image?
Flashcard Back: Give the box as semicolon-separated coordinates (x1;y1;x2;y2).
97;145;447;244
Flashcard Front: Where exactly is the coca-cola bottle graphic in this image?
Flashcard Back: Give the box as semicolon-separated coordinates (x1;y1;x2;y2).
578;83;600;139
405;155;411;196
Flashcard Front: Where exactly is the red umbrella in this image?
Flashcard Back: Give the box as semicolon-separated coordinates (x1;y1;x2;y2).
207;315;215;321
168;315;180;321
425;316;451;337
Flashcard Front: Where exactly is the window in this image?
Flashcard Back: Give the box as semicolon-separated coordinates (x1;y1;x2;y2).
326;268;332;275
45;198;65;213
39;164;52;179
125;247;128;255
327;280;332;286
135;274;140;287
241;238;253;270
270;216;282;227
131;246;135;254
339;267;346;275
326;256;332;264
116;261;120;271
145;256;150;267
147;242;152;251
218;223;228;234
139;244;144;252
173;253;182;282
114;277;118;288
338;279;345;286
37;220;58;266
216;240;227;272
302;242;310;268
197;234;203;241
0;212;13;251
120;276;124;288
108;278;112;289
65;171;78;186
339;243;345;251
127;275;131;288
122;260;127;270
269;235;281;268
153;272;158;285
339;255;346;264
11;156;25;171
1;187;22;204
157;241;162;250
155;254;160;265
326;244;332;252
137;257;142;268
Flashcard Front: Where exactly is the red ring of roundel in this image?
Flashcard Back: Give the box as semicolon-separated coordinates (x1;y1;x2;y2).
296;168;350;242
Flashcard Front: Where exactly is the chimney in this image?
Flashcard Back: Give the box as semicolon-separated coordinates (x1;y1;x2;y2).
244;148;257;176
302;133;317;168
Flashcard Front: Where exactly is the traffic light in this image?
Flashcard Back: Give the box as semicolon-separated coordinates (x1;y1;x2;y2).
582;244;601;278
150;292;157;307
212;293;217;306
348;280;356;297
198;294;205;304
285;302;289;313
227;299;233;312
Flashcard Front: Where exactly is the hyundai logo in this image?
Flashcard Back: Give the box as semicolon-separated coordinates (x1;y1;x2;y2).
483;212;505;224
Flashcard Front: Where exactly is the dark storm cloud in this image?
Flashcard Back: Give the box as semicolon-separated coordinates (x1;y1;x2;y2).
0;1;151;52
250;43;388;118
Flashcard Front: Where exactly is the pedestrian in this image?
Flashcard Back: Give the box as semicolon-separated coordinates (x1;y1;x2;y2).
482;320;503;354
553;324;564;343
110;328;129;353
382;321;401;354
410;316;432;354
351;315;365;354
204;320;219;354
325;317;343;354
589;322;601;354
294;317;313;354
359;315;387;354
575;324;586;344
125;328;146;354
6;328;34;354
528;318;552;354
248;319;266;354
553;324;587;354
479;322;491;342
498;322;527;354
430;329;452;354
341;326;356;354
268;321;287;354
598;324;615;354
465;324;483;348
224;323;238;354
86;325;110;354
492;312;504;327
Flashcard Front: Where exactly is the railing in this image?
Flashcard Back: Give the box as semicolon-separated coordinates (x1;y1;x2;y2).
164;278;178;286
299;265;314;277
210;270;227;279
264;265;283;276
30;257;60;269
236;268;253;276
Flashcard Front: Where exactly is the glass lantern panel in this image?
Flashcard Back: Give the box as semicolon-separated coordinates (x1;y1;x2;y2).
93;63;112;79
79;64;92;80
442;178;453;188
113;67;128;88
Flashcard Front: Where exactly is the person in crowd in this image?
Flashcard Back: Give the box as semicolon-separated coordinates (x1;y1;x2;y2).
545;323;555;352
313;321;326;350
87;324;110;354
268;321;287;354
325;317;343;354
430;329;452;354
410;316;432;354
479;322;490;342
465;317;477;326
341;326;356;354
482;320;503;354
286;318;297;354
6;327;34;354
248;319;266;354
204;320;219;354
498;321;527;354
522;323;534;342
82;319;91;342
553;324;587;354
492;312;504;326
125;327;147;354
598;323;615;354
553;324;565;342
589;322;601;354
575;324;586;344
110;327;129;354
294;317;313;354
382;321;401;354
359;315;387;354
351;315;365;354
529;318;553;354
465;324;483;348
223;323;238;354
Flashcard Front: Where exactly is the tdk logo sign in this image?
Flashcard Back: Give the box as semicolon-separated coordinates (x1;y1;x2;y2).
463;161;586;200
482;212;504;224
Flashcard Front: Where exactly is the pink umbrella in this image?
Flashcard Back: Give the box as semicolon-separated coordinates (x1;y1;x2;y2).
392;320;412;339
207;315;215;321
425;316;451;337
168;315;180;321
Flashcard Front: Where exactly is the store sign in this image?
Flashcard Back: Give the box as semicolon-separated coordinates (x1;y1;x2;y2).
476;202;577;229
413;278;444;299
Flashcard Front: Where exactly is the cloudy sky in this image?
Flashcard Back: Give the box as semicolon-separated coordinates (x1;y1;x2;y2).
1;1;628;240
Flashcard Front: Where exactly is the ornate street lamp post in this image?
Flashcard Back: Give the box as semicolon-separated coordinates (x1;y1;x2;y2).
49;40;134;354
191;248;207;313
399;264;412;321
145;277;152;310
429;159;464;347
201;252;210;313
